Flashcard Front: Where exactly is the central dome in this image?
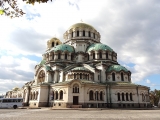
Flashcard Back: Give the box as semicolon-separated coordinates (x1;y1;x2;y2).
68;22;95;30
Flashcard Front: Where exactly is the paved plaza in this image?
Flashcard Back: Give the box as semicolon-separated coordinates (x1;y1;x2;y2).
0;108;160;120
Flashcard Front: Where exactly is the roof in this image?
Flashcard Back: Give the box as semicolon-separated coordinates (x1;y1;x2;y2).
45;66;52;71
71;67;90;72
39;59;46;66
86;43;113;52
50;44;74;53
68;22;95;30
107;65;129;72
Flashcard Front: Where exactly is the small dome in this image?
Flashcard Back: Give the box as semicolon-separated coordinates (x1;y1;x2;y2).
107;65;129;72
68;22;95;30
50;44;74;52
71;67;90;72
86;43;113;52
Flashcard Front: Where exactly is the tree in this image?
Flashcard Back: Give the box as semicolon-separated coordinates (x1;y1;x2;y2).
0;0;52;18
149;89;160;107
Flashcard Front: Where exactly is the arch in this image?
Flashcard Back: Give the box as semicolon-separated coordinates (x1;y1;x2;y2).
59;90;63;100
56;42;59;45
112;73;115;81
117;93;121;101
100;91;103;100
122;93;125;101
77;30;79;37
89;90;94;100
73;84;79;93
83;30;85;36
65;53;67;59
55;91;58;100
58;53;61;59
130;93;133;101
52;42;54;47
121;73;124;81
38;70;45;83
93;52;95;59
71;32;73;37
126;93;129;101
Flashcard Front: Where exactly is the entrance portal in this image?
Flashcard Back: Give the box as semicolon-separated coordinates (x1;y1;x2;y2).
73;96;78;105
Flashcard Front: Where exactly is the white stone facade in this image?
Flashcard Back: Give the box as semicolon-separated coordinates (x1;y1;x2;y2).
5;22;150;108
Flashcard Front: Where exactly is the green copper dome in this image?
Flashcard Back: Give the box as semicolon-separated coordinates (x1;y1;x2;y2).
68;22;95;30
107;65;129;72
50;44;74;52
71;67;90;72
86;43;113;52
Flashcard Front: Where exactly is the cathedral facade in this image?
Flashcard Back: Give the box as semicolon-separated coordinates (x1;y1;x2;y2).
6;22;150;108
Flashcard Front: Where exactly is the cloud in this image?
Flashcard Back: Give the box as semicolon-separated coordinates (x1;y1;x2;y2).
146;79;151;84
1;0;160;94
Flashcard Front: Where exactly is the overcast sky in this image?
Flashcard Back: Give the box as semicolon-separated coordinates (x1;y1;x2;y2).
0;0;160;95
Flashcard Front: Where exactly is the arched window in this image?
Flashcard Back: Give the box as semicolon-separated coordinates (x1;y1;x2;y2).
52;42;54;47
93;53;95;59
100;91;103;100
55;91;58;100
72;32;73;37
117;93;121;101
88;31;91;37
122;93;125;101
38;70;45;83
73;84;79;93
89;90;94;100
59;90;63;100
112;73;115;81
77;30;79;37
93;33;95;38
56;43;59;45
95;91;99;100
65;53;67;59
83;30;85;36
99;52;102;59
121;73;124;81
80;73;82;79
71;54;74;60
126;93;129;101
106;52;108;59
130;93;133;101
58;53;61;59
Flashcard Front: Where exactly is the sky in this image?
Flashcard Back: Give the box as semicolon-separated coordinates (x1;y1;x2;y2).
0;0;160;95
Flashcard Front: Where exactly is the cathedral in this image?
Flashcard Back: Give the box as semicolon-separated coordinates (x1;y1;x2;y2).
6;22;150;108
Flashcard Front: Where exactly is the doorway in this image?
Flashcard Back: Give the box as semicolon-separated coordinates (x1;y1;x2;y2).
73;96;78;105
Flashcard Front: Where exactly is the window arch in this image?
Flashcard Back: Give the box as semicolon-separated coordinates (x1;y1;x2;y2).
89;90;94;100
58;53;61;59
93;52;95;59
52;42;54;47
77;30;79;37
121;73;124;81
83;30;85;36
80;73;82;79
117;93;121;101
126;93;129;101
72;32;73;37
59;90;63;100
38;70;45;83
56;42;59;45
73;84;79;93
122;93;125;101
112;73;115;81
100;91;103;100
65;53;67;59
55;91;58;100
130;93;133;101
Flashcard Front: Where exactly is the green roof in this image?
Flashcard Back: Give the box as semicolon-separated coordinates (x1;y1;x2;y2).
45;66;52;71
71;67;90;72
86;43;113;52
40;60;46;66
50;44;74;53
107;65;129;72
68;22;95;30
